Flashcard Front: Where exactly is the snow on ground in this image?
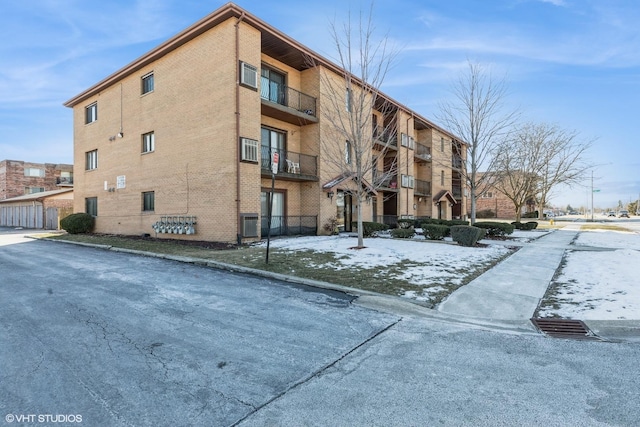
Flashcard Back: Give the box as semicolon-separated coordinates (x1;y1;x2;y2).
264;235;511;301
539;229;640;320
265;226;640;319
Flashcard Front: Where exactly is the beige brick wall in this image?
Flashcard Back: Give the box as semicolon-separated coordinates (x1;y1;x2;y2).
73;18;261;242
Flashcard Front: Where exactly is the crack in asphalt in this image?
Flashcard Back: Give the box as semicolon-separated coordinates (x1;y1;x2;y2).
230;317;402;426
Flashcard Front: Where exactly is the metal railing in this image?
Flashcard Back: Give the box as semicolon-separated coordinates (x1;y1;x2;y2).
261;146;318;177
56;177;74;185
261;215;318;237
260;80;317;117
414;179;431;196
380;215;398;228
416;143;431;161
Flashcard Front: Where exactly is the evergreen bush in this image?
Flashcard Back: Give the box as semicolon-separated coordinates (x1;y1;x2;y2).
451;225;486;247
473;221;514;237
60;213;95;234
390;228;415;239
352;221;389;237
422;224;450;240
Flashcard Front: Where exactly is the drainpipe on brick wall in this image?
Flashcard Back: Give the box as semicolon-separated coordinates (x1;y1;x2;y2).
235;12;246;245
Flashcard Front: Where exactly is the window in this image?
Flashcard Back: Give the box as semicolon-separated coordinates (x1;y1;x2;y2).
141;72;154;94
345;88;352;112
24;187;45;194
401;133;415;149
85;150;98;170
482;192;494;198
261;127;286;170
240;137;259;162
401;174;414;188
240;61;258;89
440;137;445;152
85;102;97;124
142;191;155;212
24;167;45;177
345;140;352;165
85;197;97;216
440;170;445;186
260;67;285;104
142;132;155;153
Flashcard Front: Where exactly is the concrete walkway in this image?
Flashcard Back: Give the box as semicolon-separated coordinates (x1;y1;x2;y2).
437;228;579;322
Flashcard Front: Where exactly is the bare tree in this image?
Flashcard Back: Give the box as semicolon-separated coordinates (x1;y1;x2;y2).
493;122;593;221
436;61;519;224
309;4;399;248
533;123;593;219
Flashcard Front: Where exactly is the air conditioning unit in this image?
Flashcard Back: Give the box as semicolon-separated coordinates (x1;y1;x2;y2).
240;61;258;89
240;138;258;162
241;213;259;238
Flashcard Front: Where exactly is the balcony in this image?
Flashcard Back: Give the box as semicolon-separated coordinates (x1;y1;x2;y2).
56;177;74;186
373;173;398;192
452;155;463;169
415;143;432;163
414;179;431;196
261;215;317;237
372;130;398;151
261;145;318;182
260;82;318;126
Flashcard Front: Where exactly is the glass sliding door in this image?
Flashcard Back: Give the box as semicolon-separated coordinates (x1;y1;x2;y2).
261;190;285;236
261;68;286;105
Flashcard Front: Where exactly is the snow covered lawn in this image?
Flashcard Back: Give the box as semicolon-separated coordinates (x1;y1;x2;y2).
265;235;512;303
538;229;640;320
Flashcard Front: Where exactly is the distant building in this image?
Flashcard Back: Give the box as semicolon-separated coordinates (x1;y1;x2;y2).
470;172;536;219
0;160;73;201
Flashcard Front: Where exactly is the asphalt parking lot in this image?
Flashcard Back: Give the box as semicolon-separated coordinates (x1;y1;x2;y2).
2;231;640;426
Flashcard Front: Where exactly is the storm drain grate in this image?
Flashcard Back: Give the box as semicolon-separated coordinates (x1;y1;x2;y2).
531;318;603;341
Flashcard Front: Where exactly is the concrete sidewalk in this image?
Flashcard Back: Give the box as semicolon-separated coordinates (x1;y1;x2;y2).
437;228;579;324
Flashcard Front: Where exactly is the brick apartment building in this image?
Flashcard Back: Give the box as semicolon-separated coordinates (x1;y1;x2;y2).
64;3;466;243
0;160;73;200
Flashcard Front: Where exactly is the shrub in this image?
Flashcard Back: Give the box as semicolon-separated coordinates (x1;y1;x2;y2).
397;219;414;229
451;225;486;247
476;209;496;219
60;213;95;234
422;224;450;240
511;221;537;231
473;221;514;237
352;221;389;237
390;228;415;239
420;218;469;227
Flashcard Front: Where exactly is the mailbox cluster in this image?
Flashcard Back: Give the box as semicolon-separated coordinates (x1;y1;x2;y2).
152;216;197;235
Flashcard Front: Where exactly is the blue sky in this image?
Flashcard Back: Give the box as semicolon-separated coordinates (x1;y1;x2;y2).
1;0;639;209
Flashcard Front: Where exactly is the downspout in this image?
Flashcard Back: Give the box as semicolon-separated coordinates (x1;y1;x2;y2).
235;12;246;245
406;114;412;216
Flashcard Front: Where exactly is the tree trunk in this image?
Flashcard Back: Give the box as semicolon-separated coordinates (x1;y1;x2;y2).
357;193;364;248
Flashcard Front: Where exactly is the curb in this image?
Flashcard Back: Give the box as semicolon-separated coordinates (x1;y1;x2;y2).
30;235;640;342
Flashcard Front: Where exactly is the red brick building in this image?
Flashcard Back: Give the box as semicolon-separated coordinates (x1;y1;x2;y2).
0;160;73;200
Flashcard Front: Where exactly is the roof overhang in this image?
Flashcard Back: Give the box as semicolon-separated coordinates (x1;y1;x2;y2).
433;190;457;205
323;173;377;196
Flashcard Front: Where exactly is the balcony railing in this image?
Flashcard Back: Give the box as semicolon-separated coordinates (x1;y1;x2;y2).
261;215;317;237
414;179;431;196
452;155;463;169
415;143;432;162
56;177;74;185
373;131;398;150
261;145;318;179
260;80;317;117
373;173;398;190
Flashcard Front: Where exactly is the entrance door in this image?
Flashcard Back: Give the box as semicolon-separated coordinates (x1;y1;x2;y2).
343;193;353;232
261;191;285;236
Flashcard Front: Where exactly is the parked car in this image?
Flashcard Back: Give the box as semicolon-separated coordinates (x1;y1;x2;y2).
618;210;629;218
607;211;616;217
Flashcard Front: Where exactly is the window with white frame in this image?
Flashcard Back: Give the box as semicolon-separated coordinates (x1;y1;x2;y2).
240;61;258;89
401;174;415;188
142;131;155;153
24;167;45;177
142;191;155;212
401;133;415;149
141;72;154;94
240;137;259;162
85;102;97;124
24;187;45;194
85;150;98;170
